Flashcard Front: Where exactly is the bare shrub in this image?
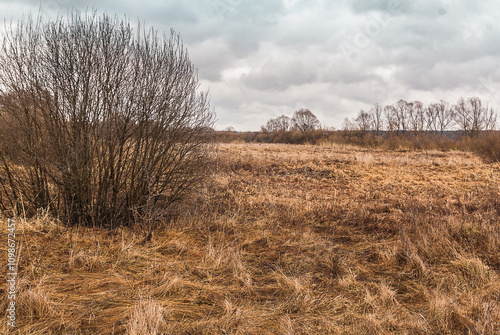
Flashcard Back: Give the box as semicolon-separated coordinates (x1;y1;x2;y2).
0;12;214;227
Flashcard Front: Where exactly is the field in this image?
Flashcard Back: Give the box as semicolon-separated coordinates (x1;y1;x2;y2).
1;143;500;334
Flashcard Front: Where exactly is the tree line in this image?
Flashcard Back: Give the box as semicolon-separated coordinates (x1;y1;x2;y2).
259;97;497;139
342;97;497;137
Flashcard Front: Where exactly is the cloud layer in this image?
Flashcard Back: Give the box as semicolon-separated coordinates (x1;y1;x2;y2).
1;0;499;130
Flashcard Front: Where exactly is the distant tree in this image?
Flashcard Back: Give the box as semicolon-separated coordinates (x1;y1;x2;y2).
275;114;292;131
384;105;398;133
291;109;320;131
485;106;498;131
395;99;409;134
425;104;438;133
342;117;355;131
371;103;384;136
433;100;455;135
224;126;236;132
354;109;373;132
407;101;426;133
454;97;497;137
263;114;291;132
454;97;473;136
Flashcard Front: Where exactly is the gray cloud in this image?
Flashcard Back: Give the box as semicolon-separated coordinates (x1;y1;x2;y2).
241;58;317;91
1;0;499;130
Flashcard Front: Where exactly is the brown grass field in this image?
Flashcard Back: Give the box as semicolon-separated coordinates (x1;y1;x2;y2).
1;142;500;334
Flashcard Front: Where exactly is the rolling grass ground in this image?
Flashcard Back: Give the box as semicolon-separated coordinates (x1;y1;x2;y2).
1;143;500;334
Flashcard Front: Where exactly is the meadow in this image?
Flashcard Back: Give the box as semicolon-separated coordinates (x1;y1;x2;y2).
1;142;499;334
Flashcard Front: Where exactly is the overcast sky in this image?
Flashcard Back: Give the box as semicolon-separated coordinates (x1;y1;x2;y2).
1;0;499;130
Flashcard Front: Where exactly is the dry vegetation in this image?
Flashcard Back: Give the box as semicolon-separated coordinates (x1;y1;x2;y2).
1;143;500;334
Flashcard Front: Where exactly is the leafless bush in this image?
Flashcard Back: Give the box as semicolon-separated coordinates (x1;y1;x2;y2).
0;12;214;227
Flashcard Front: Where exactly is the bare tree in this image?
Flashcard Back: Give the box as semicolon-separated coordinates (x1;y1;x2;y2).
275;114;292;131
370;103;384;136
433;100;455;135
425;104;438;133
484;106;498;131
354;109;373;132
407;101;426;134
0;12;214;227
454;98;469;136
342;117;355;131
384;105;398;133
395;99;409;134
291;108;320;131
454;97;497;137
263;114;291;132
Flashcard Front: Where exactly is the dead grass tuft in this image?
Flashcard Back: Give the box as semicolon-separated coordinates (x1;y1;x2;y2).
125;297;166;335
451;254;493;289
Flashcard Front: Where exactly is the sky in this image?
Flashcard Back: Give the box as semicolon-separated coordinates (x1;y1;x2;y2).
1;0;499;131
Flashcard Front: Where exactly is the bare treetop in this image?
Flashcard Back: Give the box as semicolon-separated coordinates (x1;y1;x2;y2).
292;108;320;131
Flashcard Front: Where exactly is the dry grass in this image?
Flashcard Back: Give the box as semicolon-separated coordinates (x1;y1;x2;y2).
1;143;499;334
